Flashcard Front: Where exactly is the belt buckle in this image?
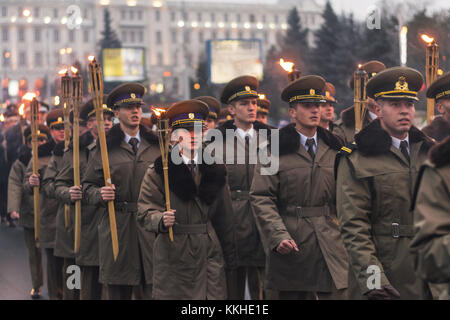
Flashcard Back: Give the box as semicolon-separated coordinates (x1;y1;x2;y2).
392;223;400;238
296;206;302;217
236;190;241;200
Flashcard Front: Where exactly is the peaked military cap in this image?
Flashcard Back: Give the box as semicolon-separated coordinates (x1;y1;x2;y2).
349;60;386;89
324;82;337;103
426;71;450;101
220;75;259;104
46;108;64;128
257;94;271;115
281;75;327;104
107;83;145;109
367;66;424;101
79;95;114;122
194;96;221;119
166;100;209;129
24;124;51;141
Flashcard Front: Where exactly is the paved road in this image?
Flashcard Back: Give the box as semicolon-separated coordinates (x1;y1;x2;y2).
0;224;49;300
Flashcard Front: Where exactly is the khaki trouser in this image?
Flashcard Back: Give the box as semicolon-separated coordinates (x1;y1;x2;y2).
44;248;64;300
227;266;265;300
132;284;153;300
107;284;133;300
23;227;43;290
80;265;103;300
63;258;80;300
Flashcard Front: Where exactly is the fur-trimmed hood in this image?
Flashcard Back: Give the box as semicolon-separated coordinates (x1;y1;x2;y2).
279;123;343;156
18;145;32;165
37;139;56;158
429;136;450;168
69;131;95;150
154;152;227;205
355;119;434;156
217;119;272;135
104;124;159;150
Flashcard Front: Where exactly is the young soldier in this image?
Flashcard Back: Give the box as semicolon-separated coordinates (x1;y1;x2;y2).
26;109;66;300
422;71;450;141
410;137;450;300
336;67;434;300
320;82;337;132
256;94;271;125
54;98;114;300
137;99;236;299
251;75;349;300
218;75;271;300
8;125;51;299
82;83;160;300
195;96;221;130
333;61;386;144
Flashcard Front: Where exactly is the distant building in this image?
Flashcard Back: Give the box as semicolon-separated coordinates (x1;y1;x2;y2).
0;0;323;103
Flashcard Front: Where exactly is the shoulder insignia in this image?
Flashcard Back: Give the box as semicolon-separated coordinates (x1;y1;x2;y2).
339;142;357;156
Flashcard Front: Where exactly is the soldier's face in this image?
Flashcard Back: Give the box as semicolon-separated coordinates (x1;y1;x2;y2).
378;99;415;137
256;113;268;124
320;103;334;122
115;104;142;128
205;118;216;130
172;126;204;155
289;102;321;128
228;98;257;125
104;114;114;133
50;126;66;143
436;98;450;122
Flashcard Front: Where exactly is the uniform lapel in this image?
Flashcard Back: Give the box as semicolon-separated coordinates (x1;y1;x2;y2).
390;145;409;166
315;138;329;163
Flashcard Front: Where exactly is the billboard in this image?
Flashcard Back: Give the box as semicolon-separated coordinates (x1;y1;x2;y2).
103;47;146;82
207;39;263;84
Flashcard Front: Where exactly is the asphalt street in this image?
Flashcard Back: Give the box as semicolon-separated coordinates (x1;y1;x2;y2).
0;223;49;300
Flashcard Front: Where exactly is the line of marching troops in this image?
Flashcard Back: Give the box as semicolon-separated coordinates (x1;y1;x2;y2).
4;60;450;300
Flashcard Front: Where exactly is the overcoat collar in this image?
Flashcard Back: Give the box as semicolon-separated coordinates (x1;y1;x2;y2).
105;123;158;151
154;152;227;206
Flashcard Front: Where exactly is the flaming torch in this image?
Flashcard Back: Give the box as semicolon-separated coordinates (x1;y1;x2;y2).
421;34;439;124
30;98;40;245
279;59;300;82
18;103;26;144
152;107;174;243
354;64;369;133
60;68;72;230
71;66;83;254
88;57;119;261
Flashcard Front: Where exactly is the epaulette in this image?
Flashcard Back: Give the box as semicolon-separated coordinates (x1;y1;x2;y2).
339;142;357;156
334;142;357;179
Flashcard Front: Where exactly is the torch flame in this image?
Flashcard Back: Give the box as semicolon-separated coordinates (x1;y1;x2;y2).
23;92;37;101
71;66;78;74
88;55;95;62
358;64;362;69
421;34;434;44
279;59;295;73
258;94;266;100
19;104;25;117
59;68;68;75
152;107;166;118
0;114;4;122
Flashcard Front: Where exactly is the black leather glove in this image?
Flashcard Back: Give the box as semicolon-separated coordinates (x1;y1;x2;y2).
366;285;401;300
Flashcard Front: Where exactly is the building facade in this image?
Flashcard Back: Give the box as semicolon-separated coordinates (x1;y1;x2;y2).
0;0;323;104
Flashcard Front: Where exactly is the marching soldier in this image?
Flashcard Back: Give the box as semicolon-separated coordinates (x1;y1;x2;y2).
54;98;114;300
25;109;66;300
336;67;434;299
422;71;450;141
333;60;386;143
194;96;221;130
319;82;337;132
250;75;349;300
410;136;450;300
218;76;271;300
8;125;51;299
137;100;236;299
82;83;160;300
256;94;271;125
